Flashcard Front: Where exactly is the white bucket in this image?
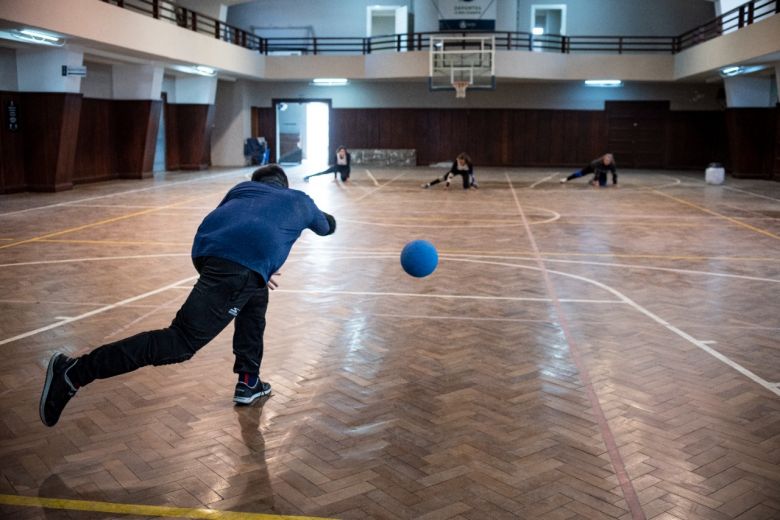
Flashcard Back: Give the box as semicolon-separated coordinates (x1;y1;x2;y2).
705;165;725;185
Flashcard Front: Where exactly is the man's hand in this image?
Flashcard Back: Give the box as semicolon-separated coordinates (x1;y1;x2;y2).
268;272;281;290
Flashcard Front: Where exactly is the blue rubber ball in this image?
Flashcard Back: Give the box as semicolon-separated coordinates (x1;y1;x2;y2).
401;240;438;278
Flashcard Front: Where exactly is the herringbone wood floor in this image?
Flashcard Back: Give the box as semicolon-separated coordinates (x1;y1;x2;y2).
0;167;778;519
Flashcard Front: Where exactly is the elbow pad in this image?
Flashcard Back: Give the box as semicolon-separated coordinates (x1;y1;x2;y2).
324;212;336;235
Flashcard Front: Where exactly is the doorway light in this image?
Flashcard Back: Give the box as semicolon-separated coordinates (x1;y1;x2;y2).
532;27;544;35
584;79;623;87
311;78;349;86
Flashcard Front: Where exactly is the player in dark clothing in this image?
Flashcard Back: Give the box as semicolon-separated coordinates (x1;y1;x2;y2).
304;146;351;182
560;153;617;186
422;153;478;190
40;165;336;427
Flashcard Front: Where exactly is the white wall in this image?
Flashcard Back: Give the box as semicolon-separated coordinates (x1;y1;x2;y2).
228;0;715;36
228;0;413;38
80;61;113;98
239;78;723;111
212;79;247;166
724;76;775;106
15;46;83;93
0;48;18;91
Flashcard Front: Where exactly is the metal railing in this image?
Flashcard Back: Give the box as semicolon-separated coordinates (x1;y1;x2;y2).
102;0;779;56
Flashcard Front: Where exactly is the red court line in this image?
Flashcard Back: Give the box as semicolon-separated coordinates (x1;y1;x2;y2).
505;173;646;520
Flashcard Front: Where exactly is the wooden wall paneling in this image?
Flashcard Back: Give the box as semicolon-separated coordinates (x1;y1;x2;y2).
322;106;738;173
164;103;179;171
666;111;728;170
725;107;775;179
74;98;116;184
174;104;213;170
606;101;669;168
164;104;213;170
114;100;159;179
466;109;501;165
0;91;26;193
377;108;416;150
22;92;81;192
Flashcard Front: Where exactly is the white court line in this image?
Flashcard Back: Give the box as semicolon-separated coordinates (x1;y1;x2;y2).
0;168;250;217
2;251;775;287
723;186;780;202
441;254;780;285
0;275;196;346
364;169;380;187
4;251;776;397
103;293;184;341
529;172;560;189
373;313;555;323
275;287;620;304
448;256;780;398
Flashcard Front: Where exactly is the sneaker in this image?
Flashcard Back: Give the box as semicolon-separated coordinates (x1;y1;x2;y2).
303;176;310;183
421;183;430;189
234;380;271;405
559;178;567;183
39;353;79;427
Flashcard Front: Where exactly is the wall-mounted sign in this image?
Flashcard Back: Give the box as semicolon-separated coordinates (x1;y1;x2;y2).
7;100;18;132
438;0;496;31
61;65;87;77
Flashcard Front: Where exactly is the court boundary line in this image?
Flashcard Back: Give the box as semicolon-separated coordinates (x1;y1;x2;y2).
652;189;780;240
0;168;251;217
0;194;213;251
0;493;332;520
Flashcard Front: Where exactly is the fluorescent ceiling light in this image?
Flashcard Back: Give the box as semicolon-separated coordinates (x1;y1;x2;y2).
194;65;216;76
584;79;623;87
720;66;741;77
8;28;64;46
532;27;544;35
719;65;766;78
311;78;349;86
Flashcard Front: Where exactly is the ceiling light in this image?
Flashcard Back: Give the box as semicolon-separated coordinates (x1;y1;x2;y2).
532;27;544;35
194;65;216;76
584;79;623;87
720;66;742;77
311;78;349;86
9;28;64;46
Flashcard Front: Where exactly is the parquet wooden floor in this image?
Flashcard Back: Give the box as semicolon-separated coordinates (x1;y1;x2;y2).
0;166;778;520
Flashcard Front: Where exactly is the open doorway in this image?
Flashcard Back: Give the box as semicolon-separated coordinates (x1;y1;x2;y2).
274;99;330;168
366;5;409;50
531;4;566;36
152;92;167;172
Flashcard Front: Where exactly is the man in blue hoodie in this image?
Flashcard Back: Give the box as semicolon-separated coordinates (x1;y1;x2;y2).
40;165;336;427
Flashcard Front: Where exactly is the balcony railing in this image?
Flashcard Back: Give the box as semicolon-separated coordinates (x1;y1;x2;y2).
101;0;779;56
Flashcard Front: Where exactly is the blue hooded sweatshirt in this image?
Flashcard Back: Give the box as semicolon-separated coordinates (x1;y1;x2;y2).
192;181;331;283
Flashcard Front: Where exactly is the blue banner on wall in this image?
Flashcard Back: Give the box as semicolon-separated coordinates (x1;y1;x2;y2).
437;0;496;32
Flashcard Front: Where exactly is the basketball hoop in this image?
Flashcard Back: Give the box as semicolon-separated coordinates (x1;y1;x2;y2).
453;81;469;98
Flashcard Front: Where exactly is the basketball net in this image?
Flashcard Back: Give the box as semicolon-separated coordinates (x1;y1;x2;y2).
453;81;469;99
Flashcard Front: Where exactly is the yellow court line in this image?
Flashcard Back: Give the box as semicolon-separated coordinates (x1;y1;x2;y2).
652;190;780;241
38;238;192;246
0;494;334;520
0;195;210;251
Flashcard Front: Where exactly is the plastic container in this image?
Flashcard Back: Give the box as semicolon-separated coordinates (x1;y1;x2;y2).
705;163;725;185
